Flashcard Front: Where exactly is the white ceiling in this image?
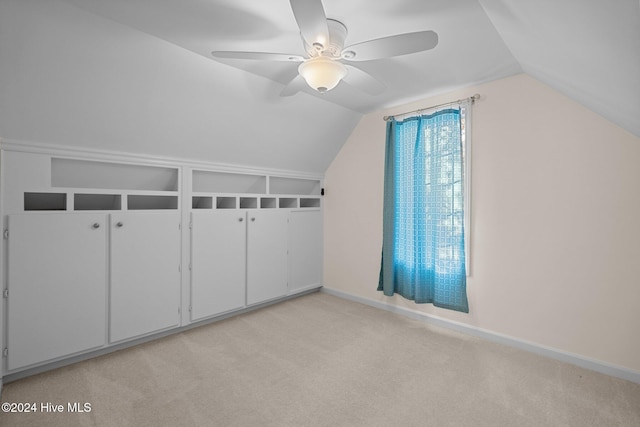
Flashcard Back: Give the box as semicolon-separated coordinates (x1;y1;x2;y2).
58;0;639;136
480;0;640;137
2;0;637;175
58;0;524;113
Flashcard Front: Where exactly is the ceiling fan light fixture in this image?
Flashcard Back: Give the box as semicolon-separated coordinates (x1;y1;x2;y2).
298;56;347;93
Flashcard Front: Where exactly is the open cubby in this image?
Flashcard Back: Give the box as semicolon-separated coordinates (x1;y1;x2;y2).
24;192;67;211
269;177;321;196
74;194;121;210
192;196;213;209
52;158;179;191
216;197;237;209
300;198;321;208
127;195;178;210
260;197;277;209
193;170;266;194
239;197;258;209
279;198;298;209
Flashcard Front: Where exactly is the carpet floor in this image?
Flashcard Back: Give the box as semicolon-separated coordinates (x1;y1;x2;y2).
0;291;639;426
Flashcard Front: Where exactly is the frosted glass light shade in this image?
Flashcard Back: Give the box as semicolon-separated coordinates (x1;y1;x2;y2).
298;57;347;93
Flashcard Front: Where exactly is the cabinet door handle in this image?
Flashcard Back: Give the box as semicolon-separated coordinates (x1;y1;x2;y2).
92;223;100;229
238;217;244;222
251;217;256;222
116;222;123;228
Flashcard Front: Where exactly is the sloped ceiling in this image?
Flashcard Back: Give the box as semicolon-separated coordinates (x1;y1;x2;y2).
57;0;523;113
0;0;637;176
56;0;639;137
0;0;362;173
479;0;640;137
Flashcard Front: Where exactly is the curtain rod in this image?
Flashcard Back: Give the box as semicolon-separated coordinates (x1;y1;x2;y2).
383;93;480;122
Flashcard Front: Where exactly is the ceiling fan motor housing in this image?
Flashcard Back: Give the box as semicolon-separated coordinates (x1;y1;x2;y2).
304;19;348;58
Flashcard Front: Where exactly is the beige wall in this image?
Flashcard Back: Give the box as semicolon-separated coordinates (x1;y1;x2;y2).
323;73;640;373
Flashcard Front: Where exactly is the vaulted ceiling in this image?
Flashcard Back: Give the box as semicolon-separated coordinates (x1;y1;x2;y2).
1;0;638;173
56;0;640;133
58;0;524;113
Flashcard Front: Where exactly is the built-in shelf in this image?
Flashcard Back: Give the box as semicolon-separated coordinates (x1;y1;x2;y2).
127;195;178;210
74;193;122;211
269;177;321;196
189;195;320;210
193;170;266;194
260;197;277;209
300;198;321;208
52;158;179;191
239;197;258;209
23;191;180;211
192;196;213;209
279;198;298;209
189;169;322;211
216;197;237;209
24;192;67;211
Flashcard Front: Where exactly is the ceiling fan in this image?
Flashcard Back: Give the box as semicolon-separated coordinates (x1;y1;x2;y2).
211;0;438;96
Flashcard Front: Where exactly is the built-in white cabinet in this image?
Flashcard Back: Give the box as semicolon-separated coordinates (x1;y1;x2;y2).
190;208;323;321
5;211;182;369
190;211;247;321
109;213;181;343
0;145;324;377
190;209;291;317
189;169;322;311
288;210;323;293
7;214;107;371
247;210;289;305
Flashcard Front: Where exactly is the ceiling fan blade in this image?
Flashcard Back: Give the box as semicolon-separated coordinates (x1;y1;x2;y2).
280;75;307;97
211;51;304;62
342;65;386;95
343;31;438;61
289;0;330;48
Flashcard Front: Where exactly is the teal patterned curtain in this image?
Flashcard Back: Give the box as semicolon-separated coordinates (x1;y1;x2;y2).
378;108;468;313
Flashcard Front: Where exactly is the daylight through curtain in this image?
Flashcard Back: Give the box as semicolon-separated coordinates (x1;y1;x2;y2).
378;108;468;313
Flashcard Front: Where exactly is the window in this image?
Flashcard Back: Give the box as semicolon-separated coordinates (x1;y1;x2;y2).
378;102;471;313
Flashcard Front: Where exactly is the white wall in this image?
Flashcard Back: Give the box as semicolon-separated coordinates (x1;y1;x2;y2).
324;73;640;373
0;0;361;174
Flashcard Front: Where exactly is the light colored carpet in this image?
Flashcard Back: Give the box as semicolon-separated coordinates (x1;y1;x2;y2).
0;291;639;426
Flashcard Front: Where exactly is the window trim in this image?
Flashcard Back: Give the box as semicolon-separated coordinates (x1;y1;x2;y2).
461;101;472;277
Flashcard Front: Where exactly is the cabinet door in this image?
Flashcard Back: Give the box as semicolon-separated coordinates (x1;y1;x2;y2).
191;211;246;321
246;210;288;305
110;212;180;343
7;214;107;371
289;210;323;292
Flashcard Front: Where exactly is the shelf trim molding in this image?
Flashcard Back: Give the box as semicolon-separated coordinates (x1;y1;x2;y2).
0;138;324;181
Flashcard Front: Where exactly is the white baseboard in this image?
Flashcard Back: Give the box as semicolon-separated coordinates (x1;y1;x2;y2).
321;287;640;385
